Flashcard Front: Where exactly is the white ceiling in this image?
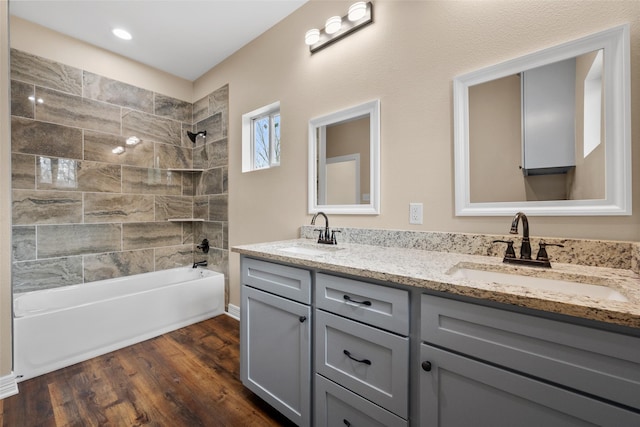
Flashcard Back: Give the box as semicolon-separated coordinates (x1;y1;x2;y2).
9;0;309;81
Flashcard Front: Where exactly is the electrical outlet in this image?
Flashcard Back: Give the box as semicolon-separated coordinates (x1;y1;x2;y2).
409;203;423;225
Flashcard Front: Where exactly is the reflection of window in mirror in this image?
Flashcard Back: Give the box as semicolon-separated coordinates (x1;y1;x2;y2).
241;101;280;172
571;49;605;200
583;50;603;158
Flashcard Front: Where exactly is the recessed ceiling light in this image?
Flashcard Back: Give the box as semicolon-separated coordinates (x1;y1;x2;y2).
112;28;132;41
126;136;140;145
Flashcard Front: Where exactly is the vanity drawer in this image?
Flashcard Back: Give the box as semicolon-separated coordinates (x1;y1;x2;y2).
315;310;409;418
315;374;407;427
242;257;311;304
421;294;640;410
316;273;409;335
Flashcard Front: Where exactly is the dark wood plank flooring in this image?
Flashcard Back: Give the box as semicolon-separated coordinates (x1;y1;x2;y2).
0;315;296;426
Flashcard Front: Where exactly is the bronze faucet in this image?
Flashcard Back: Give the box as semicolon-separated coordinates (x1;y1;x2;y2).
492;212;563;268
311;212;338;245
510;211;531;259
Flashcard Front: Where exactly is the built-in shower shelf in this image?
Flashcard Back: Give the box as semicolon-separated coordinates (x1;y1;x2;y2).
167;168;204;172
168;218;206;222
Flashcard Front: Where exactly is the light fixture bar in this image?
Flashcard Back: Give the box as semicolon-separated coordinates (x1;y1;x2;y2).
308;2;373;54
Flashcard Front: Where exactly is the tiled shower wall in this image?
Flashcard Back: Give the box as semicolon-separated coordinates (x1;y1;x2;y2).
10;49;229;299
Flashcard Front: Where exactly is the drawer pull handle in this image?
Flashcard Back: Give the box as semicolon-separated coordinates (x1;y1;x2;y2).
422;361;432;372
299;316;307;323
343;295;372;306
343;420;351;426
344;349;371;365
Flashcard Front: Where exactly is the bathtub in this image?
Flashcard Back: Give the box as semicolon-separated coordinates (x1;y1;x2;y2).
13;266;225;381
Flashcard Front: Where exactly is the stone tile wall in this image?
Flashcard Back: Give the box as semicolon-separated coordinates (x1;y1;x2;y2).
10;49;229;297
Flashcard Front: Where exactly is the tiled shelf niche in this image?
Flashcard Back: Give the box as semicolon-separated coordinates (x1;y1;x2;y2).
169;167;204;222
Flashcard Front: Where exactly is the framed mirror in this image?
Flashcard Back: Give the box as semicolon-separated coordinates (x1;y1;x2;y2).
308;100;380;214
453;24;631;216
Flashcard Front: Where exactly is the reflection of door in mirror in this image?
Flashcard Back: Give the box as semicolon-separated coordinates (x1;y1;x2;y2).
468;49;605;203
325;155;360;204
317;116;370;205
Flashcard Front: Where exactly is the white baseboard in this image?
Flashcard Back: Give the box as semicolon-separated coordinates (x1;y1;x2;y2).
226;304;240;320
0;372;18;400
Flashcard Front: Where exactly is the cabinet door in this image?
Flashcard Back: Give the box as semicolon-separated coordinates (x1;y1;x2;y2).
421;295;640;410
241;285;311;426
419;344;640;427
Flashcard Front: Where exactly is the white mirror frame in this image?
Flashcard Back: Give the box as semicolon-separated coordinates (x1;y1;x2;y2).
308;99;380;214
454;24;631;216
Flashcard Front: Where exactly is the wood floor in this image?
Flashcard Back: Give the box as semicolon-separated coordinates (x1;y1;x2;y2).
0;315;296;427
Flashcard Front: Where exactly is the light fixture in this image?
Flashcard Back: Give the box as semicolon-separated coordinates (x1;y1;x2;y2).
325;16;342;35
112;28;132;40
348;2;367;21
126;136;140;145
112;146;125;155
305;29;320;46
304;2;373;53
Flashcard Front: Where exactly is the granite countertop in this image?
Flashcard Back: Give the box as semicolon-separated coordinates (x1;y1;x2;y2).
232;238;640;330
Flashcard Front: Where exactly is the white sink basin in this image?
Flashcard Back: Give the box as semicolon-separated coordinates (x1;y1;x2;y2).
449;267;628;302
279;245;344;257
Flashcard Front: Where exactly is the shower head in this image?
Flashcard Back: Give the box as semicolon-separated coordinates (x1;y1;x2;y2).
187;130;207;143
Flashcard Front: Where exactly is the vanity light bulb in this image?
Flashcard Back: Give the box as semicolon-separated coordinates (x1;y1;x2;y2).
348;2;367;21
305;28;320;45
325;16;342;35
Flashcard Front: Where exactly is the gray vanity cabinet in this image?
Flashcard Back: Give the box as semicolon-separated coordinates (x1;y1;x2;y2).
240;258;312;426
419;294;640;426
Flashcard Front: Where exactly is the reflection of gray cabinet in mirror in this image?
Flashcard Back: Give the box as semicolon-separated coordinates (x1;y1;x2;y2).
454;24;631;216
309;100;380;215
522;58;576;176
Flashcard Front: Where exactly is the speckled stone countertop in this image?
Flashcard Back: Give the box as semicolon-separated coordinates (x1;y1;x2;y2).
233;238;640;330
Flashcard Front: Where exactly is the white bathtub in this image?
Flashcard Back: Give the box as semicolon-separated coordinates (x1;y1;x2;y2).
13;266;225;381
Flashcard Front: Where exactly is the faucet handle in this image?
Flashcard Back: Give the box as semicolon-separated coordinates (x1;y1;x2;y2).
493;240;516;259
536;241;564;261
331;230;341;245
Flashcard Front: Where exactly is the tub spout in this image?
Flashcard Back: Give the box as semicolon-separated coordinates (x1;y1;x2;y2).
193;260;208;268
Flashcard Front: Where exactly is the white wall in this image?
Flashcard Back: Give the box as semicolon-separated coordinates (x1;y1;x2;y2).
193;0;640;307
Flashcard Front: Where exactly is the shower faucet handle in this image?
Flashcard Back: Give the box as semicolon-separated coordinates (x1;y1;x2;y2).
197;238;210;253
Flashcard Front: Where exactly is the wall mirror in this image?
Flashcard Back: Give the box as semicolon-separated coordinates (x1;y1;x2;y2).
453;24;631;216
309;100;380;214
